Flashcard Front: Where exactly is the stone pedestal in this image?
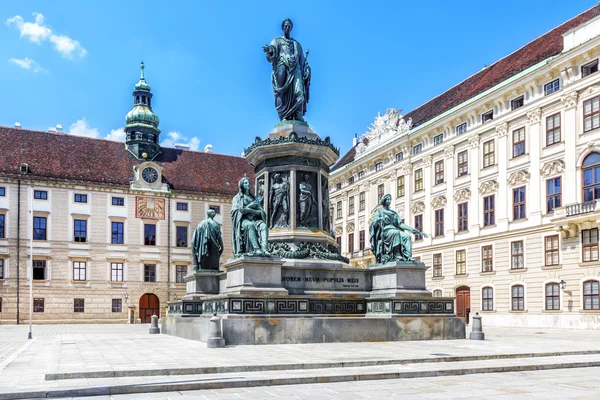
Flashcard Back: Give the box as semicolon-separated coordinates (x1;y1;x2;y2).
369;261;431;298
221;256;288;295
183;270;222;300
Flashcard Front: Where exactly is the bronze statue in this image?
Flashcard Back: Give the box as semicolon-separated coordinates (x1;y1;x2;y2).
191;209;224;270
269;173;289;228
231;177;270;256
262;18;311;121
298;173;315;227
369;194;427;263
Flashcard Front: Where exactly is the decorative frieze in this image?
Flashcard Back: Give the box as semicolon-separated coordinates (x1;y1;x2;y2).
508;170;531;186
401;163;413;175
453;188;471;202
495;122;509;137
541;159;565;177
422;155;432;167
468;134;480;148
346;222;355;233
335;225;343;236
527;108;542;124
561;90;579;109
431;196;447;210
444;145;455;158
479;180;499;195
411;201;425;214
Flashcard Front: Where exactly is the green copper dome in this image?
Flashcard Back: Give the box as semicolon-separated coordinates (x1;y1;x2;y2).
125;61;160;132
125;105;160;128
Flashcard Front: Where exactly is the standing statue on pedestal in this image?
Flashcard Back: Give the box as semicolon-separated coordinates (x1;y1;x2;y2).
231;177;270;257
269;173;289;228
191;209;224;271
298;173;316;227
262;18;311;121
369;194;428;263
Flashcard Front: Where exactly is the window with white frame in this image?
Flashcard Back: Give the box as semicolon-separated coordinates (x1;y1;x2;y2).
510;96;524;110
73;261;86;281
412;143;422;155
582;59;599;78
111;262;123;282
544;79;559;95
511;285;525;311
583;280;599;310
545;283;560;310
433;133;443;146
482;287;493;311
433;289;442;297
482;110;494;123
511;241;524;269
455;122;467;135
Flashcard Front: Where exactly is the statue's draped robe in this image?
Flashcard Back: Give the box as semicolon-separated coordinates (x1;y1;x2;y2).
298;181;314;226
231;193;268;256
266;36;310;121
369;208;413;263
270;181;289;228
191;219;223;270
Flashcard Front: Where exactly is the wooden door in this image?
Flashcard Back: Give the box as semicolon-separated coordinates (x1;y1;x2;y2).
139;293;159;323
455;286;471;325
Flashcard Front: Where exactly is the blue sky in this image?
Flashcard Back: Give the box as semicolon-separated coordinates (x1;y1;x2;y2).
0;1;595;157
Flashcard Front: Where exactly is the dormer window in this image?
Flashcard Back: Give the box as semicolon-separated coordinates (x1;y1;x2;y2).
412;143;423;155
544;79;560;95
433;133;443;146
395;152;404;162
375;162;383;171
456;122;467;135
358;170;365;179
582;59;599;78
482;110;494;124
511;96;524;111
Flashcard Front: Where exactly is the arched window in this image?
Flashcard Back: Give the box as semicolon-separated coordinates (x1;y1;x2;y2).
583;280;599;310
482;287;493;311
545;283;560;310
142;96;146;104
136;96;140;104
511;285;524;311
583;152;600;201
433;289;442;297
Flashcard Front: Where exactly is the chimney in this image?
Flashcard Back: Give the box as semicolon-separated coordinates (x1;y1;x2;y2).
203;144;213;153
352;133;358;147
14;122;22;129
174;143;190;150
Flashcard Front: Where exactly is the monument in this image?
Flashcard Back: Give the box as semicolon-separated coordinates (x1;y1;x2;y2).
162;19;465;345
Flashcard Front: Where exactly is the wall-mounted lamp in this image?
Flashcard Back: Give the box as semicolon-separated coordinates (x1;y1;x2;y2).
124;293;129;300
559;280;567;291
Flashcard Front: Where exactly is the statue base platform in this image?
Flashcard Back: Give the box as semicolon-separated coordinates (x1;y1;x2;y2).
220;256;288;296
369;261;431;298
183;270;223;300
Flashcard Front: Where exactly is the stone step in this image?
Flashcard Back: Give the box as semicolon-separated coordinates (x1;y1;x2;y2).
2;354;600;399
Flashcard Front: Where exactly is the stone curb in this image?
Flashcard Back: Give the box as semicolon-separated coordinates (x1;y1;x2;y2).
2;360;600;400
45;349;600;381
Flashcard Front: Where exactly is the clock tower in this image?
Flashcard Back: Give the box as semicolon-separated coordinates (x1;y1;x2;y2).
125;62;161;160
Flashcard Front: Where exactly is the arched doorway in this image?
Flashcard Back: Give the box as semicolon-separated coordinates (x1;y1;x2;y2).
455;286;471;325
139;293;159;323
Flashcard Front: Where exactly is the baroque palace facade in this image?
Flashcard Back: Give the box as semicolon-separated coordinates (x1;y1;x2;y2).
330;5;600;328
0;64;253;323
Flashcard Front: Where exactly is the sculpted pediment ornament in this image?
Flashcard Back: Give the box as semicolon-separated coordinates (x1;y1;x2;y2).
468;134;480;148
335;225;343;236
541;159;565;177
431;196;447;210
422;155;432;167
583;85;600;97
508;170;531;186
346;222;355;233
561;90;579;109
495;122;509;137
527;108;542;124
411;201;425;214
479;180;499;195
444;145;455;158
453;188;471;202
401;163;413;175
396;204;405;218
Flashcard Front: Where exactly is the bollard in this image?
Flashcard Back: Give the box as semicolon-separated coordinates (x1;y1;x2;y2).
149;314;160;334
207;313;225;348
469;312;485;340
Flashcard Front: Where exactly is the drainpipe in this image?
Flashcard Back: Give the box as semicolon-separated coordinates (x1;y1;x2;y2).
167;193;171;302
16;179;21;324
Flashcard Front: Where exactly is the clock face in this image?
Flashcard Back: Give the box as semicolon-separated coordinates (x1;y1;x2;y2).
142;167;158;183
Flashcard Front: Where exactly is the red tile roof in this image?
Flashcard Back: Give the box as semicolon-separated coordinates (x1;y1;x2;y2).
0;127;254;197
333;4;600;171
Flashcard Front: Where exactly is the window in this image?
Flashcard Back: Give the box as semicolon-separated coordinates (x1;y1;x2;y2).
511;241;524;270
176;202;188;211
74;298;85;313
73;261;86;281
414;215;423;240
455;250;466;275
359;230;365;250
483;140;495;167
111;262;123;282
348;176;354;185
482;110;493;123
544;79;560;96
395;152;404;162
512;127;525;158
582;59;599;78
112;299;122;313
144;264;156;282
144;224;156;246
33;260;46;280
359;192;365;211
412;143;422;155
583;152;600;201
74;219;87;242
377;184;385;200
583;280;599;310
0;187;4;196
482;287;493;311
112;197;125;206
414;169;423;192
358;170;365;179
546;177;561;213
336;182;342;191
584;96;600;132
34;190;47;200
74;194;87;203
0;259;4;280
456;122;467;135
545;283;560;310
33;216;47;240
176;265;187;283
336;201;342;219
34;298;44;312
336;236;341;250
483;195;495;226
482;245;493;272
433;133;443;146
457;150;468;177
457;203;468;232
546;113;561;146
111;222;124;244
434;160;444;184
545;235;560;266
348;232;354;254
434;209;444;237
513;187;526;220
375;162;383;171
433;253;442;277
510;96;524;110
209;205;221;214
582;228;599;262
348;197;355;215
397;176;405;197
512;285;524;311
176;226;188;247
433;289;443;297
0;214;4;239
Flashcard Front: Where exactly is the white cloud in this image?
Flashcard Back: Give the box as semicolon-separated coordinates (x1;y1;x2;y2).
8;57;46;73
67;118;99;138
105;127;126;142
160;131;201;151
6;12;86;59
